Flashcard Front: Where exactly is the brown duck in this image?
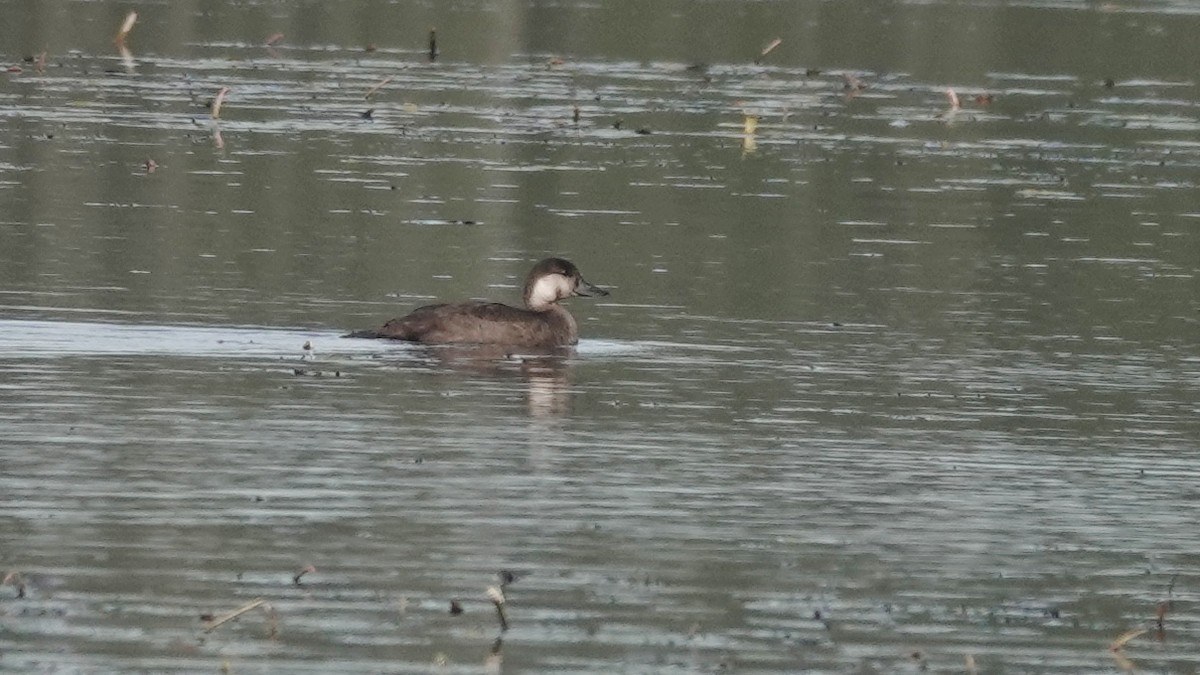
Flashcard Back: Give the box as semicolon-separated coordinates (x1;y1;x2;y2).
347;258;608;348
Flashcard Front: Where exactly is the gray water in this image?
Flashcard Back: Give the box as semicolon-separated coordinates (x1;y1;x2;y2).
2;1;1199;673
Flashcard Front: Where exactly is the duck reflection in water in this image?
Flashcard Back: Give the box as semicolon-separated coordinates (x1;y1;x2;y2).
408;344;576;418
393;341;576;415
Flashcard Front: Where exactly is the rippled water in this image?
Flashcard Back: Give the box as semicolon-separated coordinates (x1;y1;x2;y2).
3;1;1200;673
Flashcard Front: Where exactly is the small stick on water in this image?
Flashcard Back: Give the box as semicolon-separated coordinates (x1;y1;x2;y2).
487;585;508;632
428;28;438;62
211;87;230;120
945;88;961;111
364;75;393;100
755;37;782;64
115;11;137;45
293;564;316;585
2;571;26;599
204;597;267;633
1109;627;1147;652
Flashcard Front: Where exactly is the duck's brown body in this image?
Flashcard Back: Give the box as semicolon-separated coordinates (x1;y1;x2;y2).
347;258;607;348
366;301;580;347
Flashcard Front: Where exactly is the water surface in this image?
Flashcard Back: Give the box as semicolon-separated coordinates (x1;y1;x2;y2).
2;1;1199;673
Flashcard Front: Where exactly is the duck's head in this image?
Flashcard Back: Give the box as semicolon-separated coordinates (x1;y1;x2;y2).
523;257;609;311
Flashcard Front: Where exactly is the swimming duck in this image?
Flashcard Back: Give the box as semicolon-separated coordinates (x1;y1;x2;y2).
347;258;608;348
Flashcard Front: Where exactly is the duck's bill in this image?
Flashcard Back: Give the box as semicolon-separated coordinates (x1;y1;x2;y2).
575;279;610;297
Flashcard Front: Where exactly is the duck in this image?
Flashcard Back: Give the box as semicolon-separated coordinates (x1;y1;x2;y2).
346;258;608;348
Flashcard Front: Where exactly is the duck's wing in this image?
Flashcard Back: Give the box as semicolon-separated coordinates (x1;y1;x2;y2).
363;302;571;346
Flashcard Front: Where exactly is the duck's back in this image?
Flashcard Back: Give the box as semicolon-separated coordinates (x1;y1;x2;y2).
370;301;578;347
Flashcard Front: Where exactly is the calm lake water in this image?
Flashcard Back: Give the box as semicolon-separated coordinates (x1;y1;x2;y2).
2;1;1199;673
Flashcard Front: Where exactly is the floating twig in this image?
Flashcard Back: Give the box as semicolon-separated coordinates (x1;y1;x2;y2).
211;87;230;120
755;37;782;64
428;28;438;62
115;11;137;45
945;88;961;111
1110;628;1143;674
2;571;26;599
487;585;508;632
364;76;392;100
1110;627;1147;652
204;598;268;633
293;564;316;585
1111;650;1135;673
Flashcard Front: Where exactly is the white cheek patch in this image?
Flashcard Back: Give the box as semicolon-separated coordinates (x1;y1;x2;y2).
528;274;572;308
